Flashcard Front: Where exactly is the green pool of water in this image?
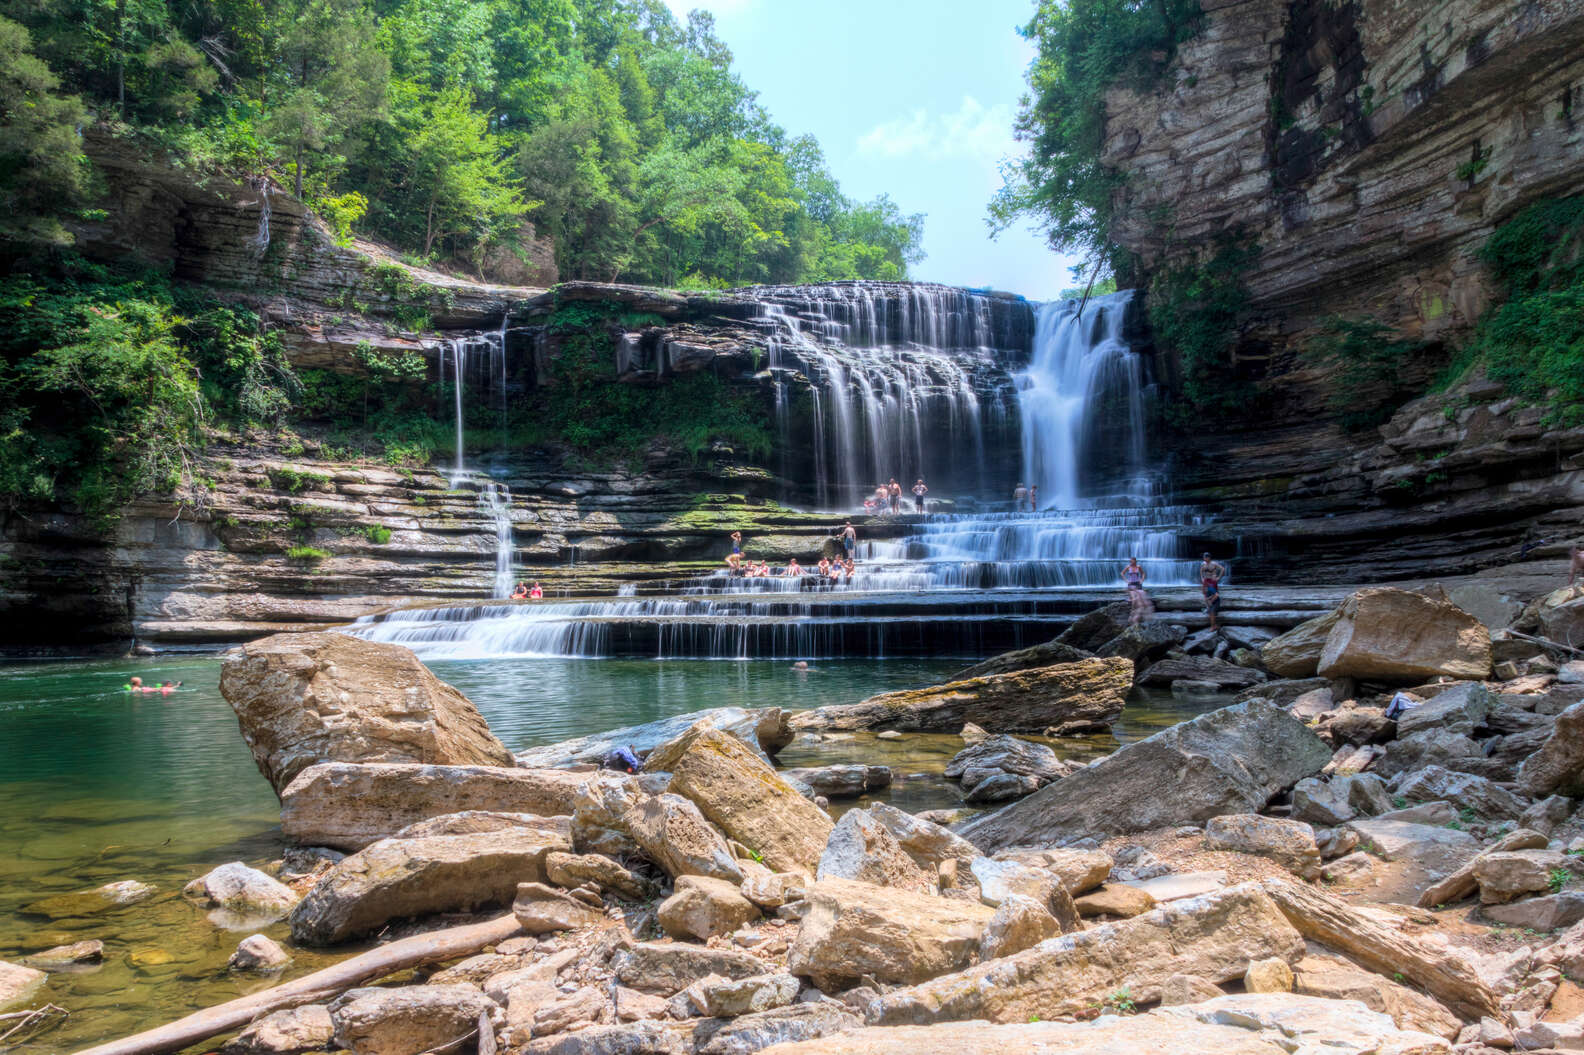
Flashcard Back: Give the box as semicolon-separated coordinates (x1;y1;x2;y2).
0;654;1223;1052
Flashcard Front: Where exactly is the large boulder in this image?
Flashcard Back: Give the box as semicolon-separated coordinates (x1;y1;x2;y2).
220;632;513;795
657;876;760;941
1259;609;1342;678
861;802;982;900
1396;765;1527;821
1536;584;1584;647
950;639;1092;681
786;878;994;991
1317;588;1492;682
646;728;832;874
625;793;743;883
1394;682;1495;738
944;735;1070;800
788;658;1133;736
280;762;587;851
959;700;1331;852
1053;602;1132;652
289;821;569;945
569;772;644;857
1343;818;1478;888
219;1005;334;1055
1518;700;1584;798
867;884;1304;1025
1373;728;1487;781
514;706;792;769
1093;621;1186;662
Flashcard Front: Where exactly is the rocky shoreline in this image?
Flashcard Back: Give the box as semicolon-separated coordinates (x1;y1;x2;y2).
7;578;1584;1054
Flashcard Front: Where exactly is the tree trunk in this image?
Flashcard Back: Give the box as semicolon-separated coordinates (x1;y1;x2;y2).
294;144;304;201
69;914;522;1055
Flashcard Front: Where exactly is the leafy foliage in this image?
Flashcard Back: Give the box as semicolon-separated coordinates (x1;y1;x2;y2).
1458;197;1584;424
1305;318;1437;432
0;255;297;521
991;0;1201;271
0;0;922;285
1146;242;1260;417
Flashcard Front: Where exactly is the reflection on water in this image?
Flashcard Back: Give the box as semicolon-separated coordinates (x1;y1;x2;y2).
0;656;1226;1051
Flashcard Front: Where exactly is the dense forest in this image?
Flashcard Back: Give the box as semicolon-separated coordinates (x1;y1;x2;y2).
0;0;923;287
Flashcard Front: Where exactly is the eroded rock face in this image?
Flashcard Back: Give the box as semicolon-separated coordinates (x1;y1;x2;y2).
280;762;586;851
959;700;1331;852
1317;589;1492;683
649;728;832;875
220;632;513;795
786;877;993;991
289;823;568;945
867;884;1304;1025
788;658;1133;736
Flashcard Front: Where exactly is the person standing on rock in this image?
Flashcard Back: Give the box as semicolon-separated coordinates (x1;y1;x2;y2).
726;531;744;573
1121;556;1152;625
888;479;902;513
912;478;928;512
1200;552;1227;632
1013;482;1027;511
842;520;858;563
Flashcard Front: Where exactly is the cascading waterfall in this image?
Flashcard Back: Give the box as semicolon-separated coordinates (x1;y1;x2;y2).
479;481;515;599
438;325;512;482
758;284;1022;509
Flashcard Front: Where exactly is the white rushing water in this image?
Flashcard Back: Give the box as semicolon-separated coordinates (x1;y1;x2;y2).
363;282;1208;659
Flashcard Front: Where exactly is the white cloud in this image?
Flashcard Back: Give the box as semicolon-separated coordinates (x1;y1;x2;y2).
856;96;1016;161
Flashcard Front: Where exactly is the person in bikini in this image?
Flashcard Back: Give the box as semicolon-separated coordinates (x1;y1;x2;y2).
726;531;744;573
1121;556;1152;625
1200;552;1227;631
529;582;543;600
784;557;803;578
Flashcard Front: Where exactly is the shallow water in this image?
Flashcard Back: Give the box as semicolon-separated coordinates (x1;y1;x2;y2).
0;655;1223;1052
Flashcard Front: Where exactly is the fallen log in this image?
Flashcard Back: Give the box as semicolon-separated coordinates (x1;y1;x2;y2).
1261;879;1500;1022
71;914;522;1055
1503;629;1584;657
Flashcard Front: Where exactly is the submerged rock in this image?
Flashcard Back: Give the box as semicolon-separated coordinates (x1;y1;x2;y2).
958;700;1331;852
0;960;46;1010
23;880;157;919
228;934;291;971
790;658;1132;736
280;762;588;851
220;631;514;795
183;862;299;918
779;764;891;799
514;706;792;769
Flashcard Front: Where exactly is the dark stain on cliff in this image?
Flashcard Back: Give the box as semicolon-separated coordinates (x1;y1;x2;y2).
1265;0;1373;218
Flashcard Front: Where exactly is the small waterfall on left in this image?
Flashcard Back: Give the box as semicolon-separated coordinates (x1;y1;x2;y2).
480;481;514;599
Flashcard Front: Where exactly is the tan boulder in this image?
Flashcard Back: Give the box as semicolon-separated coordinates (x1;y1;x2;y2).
1294;950;1462;1039
328;984;497;1055
649;728;832;874
1158;974;1224;1006
1260;609;1341;678
1536;584;1584;646
544;851;648;900
513;882;603;934
657;876;760;942
1317;588;1492;682
288;823;569;945
868;884;1304;1025
1243;957;1294;993
1074;883;1157;918
787;877;994;991
280;762;586;851
0;960;46;1010
219;1005;333;1055
1204;814;1322;879
978;894;1062;960
220;632;513;795
624;792;743;883
787;658;1133;736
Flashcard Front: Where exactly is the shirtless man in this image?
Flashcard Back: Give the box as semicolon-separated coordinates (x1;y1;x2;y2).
911;478;928;513
1013;482;1028;512
842;520;858;563
1200;552;1227;631
888;479;902;513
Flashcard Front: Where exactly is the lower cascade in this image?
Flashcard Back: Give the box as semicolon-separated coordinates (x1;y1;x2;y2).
349;288;1212;660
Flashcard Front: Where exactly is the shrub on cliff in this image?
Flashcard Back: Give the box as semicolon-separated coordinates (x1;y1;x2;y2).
1456;196;1584;423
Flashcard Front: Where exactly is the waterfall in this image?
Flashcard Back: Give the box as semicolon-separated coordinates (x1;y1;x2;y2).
757;284;1023;509
450;338;467;480
1018;292;1155;507
480;481;514;599
440;324;512;482
250;179;272;256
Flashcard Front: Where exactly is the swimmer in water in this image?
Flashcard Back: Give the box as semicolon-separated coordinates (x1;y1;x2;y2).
792;660;811;672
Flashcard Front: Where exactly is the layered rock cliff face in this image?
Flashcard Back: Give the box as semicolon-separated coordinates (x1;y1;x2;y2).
1102;0;1584;578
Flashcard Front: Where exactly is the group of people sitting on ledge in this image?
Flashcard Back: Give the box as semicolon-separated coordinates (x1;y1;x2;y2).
510;581;543;600
727;524;861;585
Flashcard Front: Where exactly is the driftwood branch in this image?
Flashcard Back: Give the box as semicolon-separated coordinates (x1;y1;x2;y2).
1502;628;1584;657
71;914;522;1055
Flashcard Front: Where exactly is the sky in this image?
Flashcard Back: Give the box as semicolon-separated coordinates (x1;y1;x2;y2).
662;0;1085;300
